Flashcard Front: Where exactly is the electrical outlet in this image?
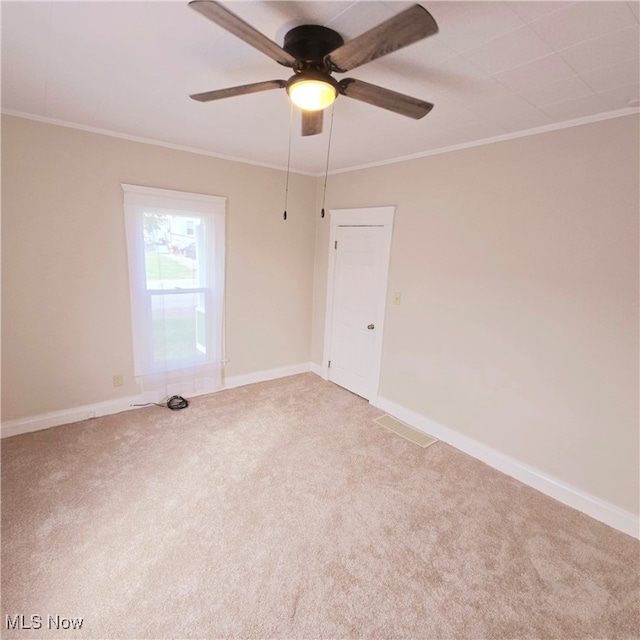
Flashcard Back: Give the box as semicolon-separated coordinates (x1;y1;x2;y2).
113;374;124;387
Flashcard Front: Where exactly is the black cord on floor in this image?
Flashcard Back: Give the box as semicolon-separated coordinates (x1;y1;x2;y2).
130;395;189;411
166;395;189;410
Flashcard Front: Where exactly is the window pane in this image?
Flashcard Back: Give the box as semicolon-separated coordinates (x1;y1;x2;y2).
151;292;207;363
144;213;202;290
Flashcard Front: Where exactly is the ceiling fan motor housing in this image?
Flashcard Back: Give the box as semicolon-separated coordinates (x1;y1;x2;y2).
283;25;344;69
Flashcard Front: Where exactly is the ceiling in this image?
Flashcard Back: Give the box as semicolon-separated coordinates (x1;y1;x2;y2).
2;1;639;175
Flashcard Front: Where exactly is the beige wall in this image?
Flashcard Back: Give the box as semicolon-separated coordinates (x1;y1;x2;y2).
1;115;316;420
312;115;639;514
3;113;638;515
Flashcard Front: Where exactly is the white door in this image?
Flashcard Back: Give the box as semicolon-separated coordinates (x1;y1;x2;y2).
328;224;388;399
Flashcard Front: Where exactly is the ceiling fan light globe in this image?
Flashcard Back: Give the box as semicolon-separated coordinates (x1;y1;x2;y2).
287;79;337;111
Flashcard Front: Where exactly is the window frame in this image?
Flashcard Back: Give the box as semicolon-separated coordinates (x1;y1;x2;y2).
122;184;226;382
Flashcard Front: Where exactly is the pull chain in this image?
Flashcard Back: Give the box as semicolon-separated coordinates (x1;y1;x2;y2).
320;104;335;218
283;102;294;221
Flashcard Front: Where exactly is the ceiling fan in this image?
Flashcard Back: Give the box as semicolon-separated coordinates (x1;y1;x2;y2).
189;1;439;136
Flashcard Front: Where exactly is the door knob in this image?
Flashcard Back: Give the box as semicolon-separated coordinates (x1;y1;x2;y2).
367;324;375;330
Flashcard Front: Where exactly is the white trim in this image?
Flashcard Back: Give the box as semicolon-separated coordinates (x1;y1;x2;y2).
309;361;325;379
1;363;312;440
1;396;143;439
220;362;311;390
322;207;395;401
328;207;396;227
122;183;226;210
372;395;639;539
328;107;640;175
5;107;636;178
0;110;317;177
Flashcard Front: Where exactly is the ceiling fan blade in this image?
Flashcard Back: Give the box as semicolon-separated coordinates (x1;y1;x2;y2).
301;110;323;136
339;78;433;119
190;80;286;102
326;5;438;73
189;1;297;67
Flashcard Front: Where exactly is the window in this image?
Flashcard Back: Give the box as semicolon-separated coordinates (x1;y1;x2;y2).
122;184;225;400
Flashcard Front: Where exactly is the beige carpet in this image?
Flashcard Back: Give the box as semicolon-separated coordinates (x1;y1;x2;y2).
2;373;638;639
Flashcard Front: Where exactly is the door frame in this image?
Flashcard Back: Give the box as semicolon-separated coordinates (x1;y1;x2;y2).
321;206;395;402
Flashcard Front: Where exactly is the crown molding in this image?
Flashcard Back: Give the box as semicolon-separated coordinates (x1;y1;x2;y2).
327;107;639;175
3;106;637;178
0;109;317;177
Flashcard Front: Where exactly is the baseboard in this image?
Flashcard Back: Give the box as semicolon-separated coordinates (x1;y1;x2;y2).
222;362;312;390
372;395;639;540
1;362;313;440
309;361;326;378
0;396;144;439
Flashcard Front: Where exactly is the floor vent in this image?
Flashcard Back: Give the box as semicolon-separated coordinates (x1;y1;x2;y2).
374;414;438;448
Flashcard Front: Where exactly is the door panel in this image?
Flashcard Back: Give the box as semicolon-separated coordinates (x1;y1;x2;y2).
329;225;386;399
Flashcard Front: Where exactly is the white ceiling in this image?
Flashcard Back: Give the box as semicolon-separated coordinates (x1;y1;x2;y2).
2;1;639;174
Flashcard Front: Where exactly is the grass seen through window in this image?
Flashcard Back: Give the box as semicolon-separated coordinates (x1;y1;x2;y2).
145;252;193;281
